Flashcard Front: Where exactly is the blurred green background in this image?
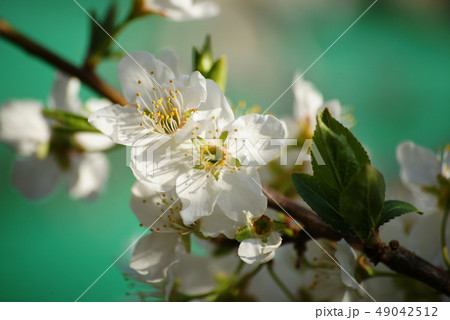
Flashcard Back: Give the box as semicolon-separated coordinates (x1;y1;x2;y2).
0;0;449;301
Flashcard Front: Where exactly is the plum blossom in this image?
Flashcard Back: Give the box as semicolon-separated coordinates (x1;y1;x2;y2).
286;73;344;139
0;72;113;200
237;211;282;265
140;0;220;21
397;141;450;268
129;181;191;282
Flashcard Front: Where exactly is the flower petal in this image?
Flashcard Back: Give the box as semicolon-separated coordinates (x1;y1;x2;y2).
118;52;175;104
12;155;61;200
176;169;222;225
0;100;50;156
88;104;146;146
199;205;241;239
238;233;281;265
226;114;287;167
130;181;183;231
130;232;184;283
48;72;82;113
335;240;358;289
292;76;323;125
66;152;109;200
217;167;267;221
73;132;116;152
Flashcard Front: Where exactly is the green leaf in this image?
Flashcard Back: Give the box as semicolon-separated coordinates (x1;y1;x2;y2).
378;200;423;227
218;130;228;141
42;110;99;132
271;220;287;232
339;164;386;241
207;56;227;92
320;108;370;166
312;119;358;195
181;234;191;253
292;173;353;234
235;225;253;242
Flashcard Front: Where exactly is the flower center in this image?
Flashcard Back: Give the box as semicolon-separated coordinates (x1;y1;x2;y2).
135;78;196;135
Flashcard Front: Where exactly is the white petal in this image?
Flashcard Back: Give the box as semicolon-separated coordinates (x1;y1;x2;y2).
0;100;50;156
130;232;184;283
73;132;115;152
171;71;207;112
66;152;109;200
175;255;218;296
199;205;241;239
226;114;287;167
48;72;81;113
160;49;183;76
200;79;234;131
238;233;281;265
88;104;146;146
397;141;440;187
118;52;175;104
217;167;267;221
130;138;191;190
144;0;219;21
12;155;61;200
396;141;440;208
320;99;342;119
176;169;222;225
130;181;183;230
335;239;358;289
84;97;111;114
292;76;323;126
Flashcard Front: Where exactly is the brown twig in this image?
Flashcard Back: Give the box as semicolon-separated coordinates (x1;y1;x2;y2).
264;186;450;296
0;19;127;106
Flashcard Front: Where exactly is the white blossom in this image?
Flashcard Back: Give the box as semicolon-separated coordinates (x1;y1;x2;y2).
142;0;219;21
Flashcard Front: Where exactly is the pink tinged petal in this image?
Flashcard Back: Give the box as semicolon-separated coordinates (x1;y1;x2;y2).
0;100;50;156
65;152;109;200
118;52;175;105
226;114;287;167
12;155;61;200
292;76;324;125
217;167;267;221
73;132;115;152
88;104;146;146
130;232;184;283
176;170;222;225
48;72;82;113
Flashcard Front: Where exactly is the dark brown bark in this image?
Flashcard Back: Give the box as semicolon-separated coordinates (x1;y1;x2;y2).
0;19;128;106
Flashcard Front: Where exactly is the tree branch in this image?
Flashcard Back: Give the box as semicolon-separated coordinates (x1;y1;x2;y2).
0;19;127;106
263;186;450;296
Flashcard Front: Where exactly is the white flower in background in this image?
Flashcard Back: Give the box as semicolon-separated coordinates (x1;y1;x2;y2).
0;72;113;200
286;73;343;138
141;0;219;21
0;100;50;157
397;141;449;210
397;141;450;269
237;211;282;265
129;181;191;282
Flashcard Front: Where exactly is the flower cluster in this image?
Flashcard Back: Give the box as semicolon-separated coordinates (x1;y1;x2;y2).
0;72;113;200
88;52;288;282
